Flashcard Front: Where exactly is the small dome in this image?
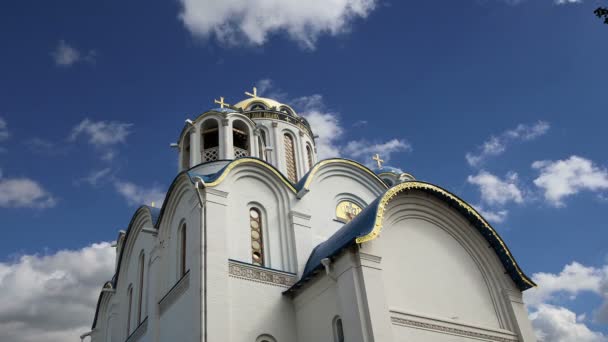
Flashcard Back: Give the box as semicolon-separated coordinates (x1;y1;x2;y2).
373;165;404;175
233;97;298;116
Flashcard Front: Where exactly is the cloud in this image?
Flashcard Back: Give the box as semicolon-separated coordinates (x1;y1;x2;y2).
0;242;115;342
532;156;608;207
69;118;133;162
255;81;411;164
0;117;8;142
524;262;603;307
114;181;165;207
467;170;524;206
77;168;113;187
25;138;69;156
466;121;550;167
177;0;378;49
529;304;607;342
554;0;583;4
0;175;56;209
473;205;508;223
50;40;96;67
343;139;412;165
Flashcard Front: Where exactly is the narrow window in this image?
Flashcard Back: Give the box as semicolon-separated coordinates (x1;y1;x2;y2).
250;208;264;266
306;144;314;170
179;223;187;277
181;135;191;170
333;316;344;342
233;120;250;158
283;134;297;182
201;119;219;162
127;285;133;335
137;252;145;324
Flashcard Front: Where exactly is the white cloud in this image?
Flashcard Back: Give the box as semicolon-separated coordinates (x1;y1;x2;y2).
78;168;112;187
524;262;603;307
69;119;132;147
467;170;524;206
114;181;165;207
301;110;343;159
0;175;56;209
529;304;607;342
554;0;583;4
532;156;608;207
466;121;550;167
178;0;378;49
0;242;115;342
473;205;508;223
51;40;96;67
343;138;412;165
0;117;9;141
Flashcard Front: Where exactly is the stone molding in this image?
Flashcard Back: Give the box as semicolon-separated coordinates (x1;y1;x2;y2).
126;317;148;342
228;260;296;288
391;316;518;342
158;271;190;316
389;309;519;342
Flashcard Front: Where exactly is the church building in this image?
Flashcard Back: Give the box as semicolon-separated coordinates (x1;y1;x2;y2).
85;88;538;342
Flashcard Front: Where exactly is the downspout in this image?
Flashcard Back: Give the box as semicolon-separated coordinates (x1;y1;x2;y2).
193;177;207;342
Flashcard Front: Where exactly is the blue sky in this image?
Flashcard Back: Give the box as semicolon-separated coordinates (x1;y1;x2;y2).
1;0;607;340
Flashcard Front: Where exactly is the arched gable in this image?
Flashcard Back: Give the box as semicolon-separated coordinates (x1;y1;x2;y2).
291;181;535;293
296;158;388;196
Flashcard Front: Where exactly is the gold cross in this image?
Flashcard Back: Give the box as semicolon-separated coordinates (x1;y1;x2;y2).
373;154;384;168
214;96;229;108
245;86;258;98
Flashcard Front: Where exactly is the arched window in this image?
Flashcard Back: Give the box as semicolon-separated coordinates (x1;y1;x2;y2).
333;316;344;342
181;134;191;170
283;133;297;182
255;334;277;342
250;208;264;266
249;102;267;111
201;119;219;162
127;285;133;335
306;144;314;170
258;130;267;161
137;252;145;324
179;222;187;278
233;120;250;159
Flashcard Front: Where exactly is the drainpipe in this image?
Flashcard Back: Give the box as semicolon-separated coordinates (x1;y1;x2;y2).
321;258;337;282
192;177;207;342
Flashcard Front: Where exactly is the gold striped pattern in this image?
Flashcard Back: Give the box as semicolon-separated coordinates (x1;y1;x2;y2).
284;134;298;183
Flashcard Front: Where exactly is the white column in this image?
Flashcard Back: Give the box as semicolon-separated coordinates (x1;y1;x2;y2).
221;118;232;159
297;131;307;174
504;289;538;341
190;126;200;167
271;122;282;173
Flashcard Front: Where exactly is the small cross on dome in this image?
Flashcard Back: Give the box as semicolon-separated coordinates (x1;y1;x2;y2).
245;86;258;98
373;154;384;168
214;96;229;108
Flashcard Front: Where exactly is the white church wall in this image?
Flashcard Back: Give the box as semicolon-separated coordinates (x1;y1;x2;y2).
293;275;341;342
362;192;531;340
156;183;202;342
228;275;297;342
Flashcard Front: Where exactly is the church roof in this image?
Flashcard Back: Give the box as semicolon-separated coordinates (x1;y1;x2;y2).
233;97;298;116
373;165;404;175
285;181;536;295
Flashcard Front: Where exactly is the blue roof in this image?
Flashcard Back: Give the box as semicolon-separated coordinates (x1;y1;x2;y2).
299;197;381;279
373;165;404;174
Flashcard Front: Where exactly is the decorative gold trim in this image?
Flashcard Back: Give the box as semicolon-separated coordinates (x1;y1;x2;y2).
204;159;298;193
355;181;535;288
302;159;389;191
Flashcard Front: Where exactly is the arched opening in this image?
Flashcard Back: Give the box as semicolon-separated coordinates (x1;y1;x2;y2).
283;133;297;182
233;120;250;158
250;207;264;266
137;252;145;324
258;129;267;161
249;102;267;111
332;316;344;342
201;119;219;162
255;334;277;342
181;134;191;170
306;144;314;170
179;222;187;278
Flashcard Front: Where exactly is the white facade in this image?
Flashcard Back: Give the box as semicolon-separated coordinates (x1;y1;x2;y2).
87;94;537;342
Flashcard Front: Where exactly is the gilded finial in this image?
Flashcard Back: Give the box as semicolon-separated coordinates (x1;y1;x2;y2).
373;154;384;169
214;96;229;109
151;202;155;208
245;86;258;98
